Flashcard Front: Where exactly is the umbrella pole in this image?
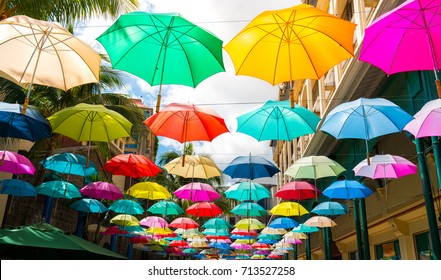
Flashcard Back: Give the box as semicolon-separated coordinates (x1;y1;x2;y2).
156;85;162;113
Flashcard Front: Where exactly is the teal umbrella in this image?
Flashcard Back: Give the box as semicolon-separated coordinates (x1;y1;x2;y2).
225;181;271;201
109;199;144;215
202;218;232;229
231;202;267;217
147;200;184;216
70;198;107;213
311;201;348;216
40;152;97;177
236;100;321;141
292;224;319;233
36;181;82;199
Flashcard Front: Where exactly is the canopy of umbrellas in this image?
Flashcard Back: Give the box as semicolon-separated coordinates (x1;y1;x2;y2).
1;0;440;259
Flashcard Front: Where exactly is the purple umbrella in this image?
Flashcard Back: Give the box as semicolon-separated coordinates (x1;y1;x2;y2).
174;182;221;202
80;181;124;201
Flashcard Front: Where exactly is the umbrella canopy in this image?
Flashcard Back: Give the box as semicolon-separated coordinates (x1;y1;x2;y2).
36;181;82;199
359;0;441;96
203;218;232;230
311;201;348;216
144;103;229;143
323;180;373;200
236;100;321;141
148;200;185;216
0;150;35;175
235;218;265;230
186;202;223;217
285;155;345;180
174;182;220;202
224;4;355;90
0;223;125;259
70;198;107;213
292;224;319;233
275;181;321;200
80;181;124;201
108;199;144;215
0;102;51;142
139;216;169;228
104;153;161;178
40;152;97;177
269;202;309;217
109;214;139;226
231;202;267;217
0;179;36;197
223;154;280;180
48;103;133;143
169;217;199;230
404;99;441;138
224;181;271;201
164;155;221;179
269;217;299;229
96;12;225;112
126;182;171;200
353;154;417;179
304;216;337;228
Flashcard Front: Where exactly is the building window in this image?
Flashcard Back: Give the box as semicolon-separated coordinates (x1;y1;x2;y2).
414;228;441;260
375;240;400;260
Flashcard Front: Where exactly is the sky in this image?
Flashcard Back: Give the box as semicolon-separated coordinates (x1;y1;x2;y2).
75;0;302;185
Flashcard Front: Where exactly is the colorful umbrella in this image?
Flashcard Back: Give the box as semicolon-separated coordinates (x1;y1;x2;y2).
70;198;107;213
319;97;414;163
139;216;169;228
110;214;140;226
236;100;321;141
322;180;373;200
353;154;417;179
269;217;299;229
0;150;35;175
147;200;185;216
186;202;223;217
0;102;51;142
169;217;199;230
231;202;267;217
404;99;441;138
224;181;271;201
0;179;36;197
0;16;100;113
275;181;321;200
96;12;225;112
311;201;348;216
126;182;171;200
269;202;309;217
285;155;346;180
235;218;265;230
223;154;280;180
304;216;337;228
174;182;220;202
103;153;161;179
36;181;82;199
80;181;124;201
359;0;441;97
202;218;232;230
224;4;356;106
164;155;221;179
40;153;97;177
108;199;144;215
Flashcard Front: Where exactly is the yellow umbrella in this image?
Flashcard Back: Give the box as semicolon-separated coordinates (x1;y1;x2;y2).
164;155;221;179
126;182;171;200
269;202;309;217
224;4;356;107
145;227;174;235
235;218;265;230
109;214;139;226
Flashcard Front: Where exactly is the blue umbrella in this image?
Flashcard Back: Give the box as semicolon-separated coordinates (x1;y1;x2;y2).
70;198;107;213
0;102;51;142
109;199;144;215
225;181;271;201
323;180;373;199
36;180;82;199
269;217;299;229
231;202;267;217
223;154;280;180
0;179;36;197
311;201;348;216
40;152;97;177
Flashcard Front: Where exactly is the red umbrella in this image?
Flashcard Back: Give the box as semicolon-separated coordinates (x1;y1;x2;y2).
169;217;199;229
186;202;223;217
103;153;161;178
168;240;189;247
275;181;321;200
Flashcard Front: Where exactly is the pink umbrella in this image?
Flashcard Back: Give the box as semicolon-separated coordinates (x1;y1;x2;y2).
353;154;417;179
359;0;441;97
0;150;35;175
139;216;169;228
169;217;199;229
404;99;441;138
174;182;221;202
80;181;124;201
186;202;223;217
230;243;253;250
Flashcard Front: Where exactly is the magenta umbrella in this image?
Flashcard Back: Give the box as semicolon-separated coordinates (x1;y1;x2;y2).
80;181;124;201
139;216;169;228
404;99;441;138
174;182;221;202
0;150;35;175
359;0;441;96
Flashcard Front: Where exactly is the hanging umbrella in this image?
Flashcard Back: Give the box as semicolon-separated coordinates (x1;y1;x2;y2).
269;217;299;229
185;202;223;217
404;99;441;137
147;200;185;216
269;202;309;217
319;97;414;163
304;216;337;228
139;216;169;228
104;153;161;179
40;152;97;177
292;224;319;233
275;181;321;200
80;181;124;201
231;202;267;217
285;155;346;180
202;218;232;230
359;0;441;97
224;3;356;106
236;100;321;141
36;181;82;199
0;102;51;142
311;201;348;216
108;199;144;215
235;218;265;230
174;182;220;202
0;150;35;175
224;181;271;201
169;217;199;230
0;179;36;197
164;155;221;179
223;154;280;180
0;16;100;113
126;182;171;200
353;154;417;180
322;180;373;200
110;214;140;226
96;12;225;113
70;198;107;213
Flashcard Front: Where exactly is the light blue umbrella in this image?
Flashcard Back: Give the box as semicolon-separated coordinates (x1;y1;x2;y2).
223;154;280;180
225;181;271;201
236;100;321;141
202;228;230;236
40;152;97;177
269;217;299;229
70;198;107;213
311;201;348;216
109;199;144;215
323;180;373;199
0;179;36;197
231;202;267;217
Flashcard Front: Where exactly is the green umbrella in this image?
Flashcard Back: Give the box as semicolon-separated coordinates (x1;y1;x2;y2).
96;12;225;112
